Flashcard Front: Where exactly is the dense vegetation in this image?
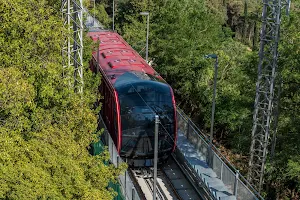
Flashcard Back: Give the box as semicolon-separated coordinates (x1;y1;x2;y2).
0;0;124;199
92;0;300;199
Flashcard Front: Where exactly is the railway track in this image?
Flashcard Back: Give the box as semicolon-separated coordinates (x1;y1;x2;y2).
131;168;180;200
144;172;169;200
129;156;204;200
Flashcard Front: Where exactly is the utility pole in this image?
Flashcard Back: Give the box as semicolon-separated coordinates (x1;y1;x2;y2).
112;0;115;31
140;12;150;63
153;115;159;200
61;0;84;94
204;54;218;168
248;0;290;192
93;0;96;27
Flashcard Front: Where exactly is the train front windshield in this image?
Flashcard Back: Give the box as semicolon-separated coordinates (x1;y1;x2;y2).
118;82;175;157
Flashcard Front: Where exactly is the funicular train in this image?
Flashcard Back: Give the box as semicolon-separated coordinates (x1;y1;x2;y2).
88;28;177;167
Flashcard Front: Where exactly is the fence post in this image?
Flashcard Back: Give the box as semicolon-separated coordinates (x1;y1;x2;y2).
117;155;119;168
153;115;159;200
125;171;127;197
111;140;114;164
206;147;211;166
132;187;135;200
234;170;239;197
220;162;224;181
187;119;190;139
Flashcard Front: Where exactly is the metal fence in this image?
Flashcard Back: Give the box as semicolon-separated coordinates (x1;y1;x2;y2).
176;108;264;200
99;116;141;200
97;107;263;200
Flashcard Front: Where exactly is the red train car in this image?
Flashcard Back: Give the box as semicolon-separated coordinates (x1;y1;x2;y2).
88;29;177;167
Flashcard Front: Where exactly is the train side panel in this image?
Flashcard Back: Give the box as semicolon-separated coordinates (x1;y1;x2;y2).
91;57;121;151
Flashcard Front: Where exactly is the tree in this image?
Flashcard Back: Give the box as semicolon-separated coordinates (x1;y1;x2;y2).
94;0;300;197
114;0;153;52
0;0;122;199
113;0;256;144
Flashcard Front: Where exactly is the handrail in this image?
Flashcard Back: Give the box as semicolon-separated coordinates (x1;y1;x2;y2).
176;107;264;200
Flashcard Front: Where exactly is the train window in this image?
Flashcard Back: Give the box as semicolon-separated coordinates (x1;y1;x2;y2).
118;82;175;156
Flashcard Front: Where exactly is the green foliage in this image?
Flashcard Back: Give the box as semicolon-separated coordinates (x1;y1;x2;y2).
0;0;122;199
287;159;300;186
2;0;298;198
213;41;254;138
94;3;112;28
113;0;255;142
115;0;152;52
113;0;300;198
86;0;112;28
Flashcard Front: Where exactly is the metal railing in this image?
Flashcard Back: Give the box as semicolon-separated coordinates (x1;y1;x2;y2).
99;116;141;200
97;107;263;200
176;108;264;200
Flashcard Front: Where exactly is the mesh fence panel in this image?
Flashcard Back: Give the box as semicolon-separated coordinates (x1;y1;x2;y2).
176;108;263;200
200;142;208;160
125;171;133;199
212;153;223;179
177;113;187;137
119;174;128;200
131;188;139;200
191;125;209;159
117;164;140;200
222;164;236;193
237;177;259;200
188;125;198;147
108;136;113;161
119;173;125;193
112;144;118;166
99;107;262;200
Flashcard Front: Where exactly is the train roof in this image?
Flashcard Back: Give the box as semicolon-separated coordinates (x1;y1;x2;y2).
88;31;162;87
